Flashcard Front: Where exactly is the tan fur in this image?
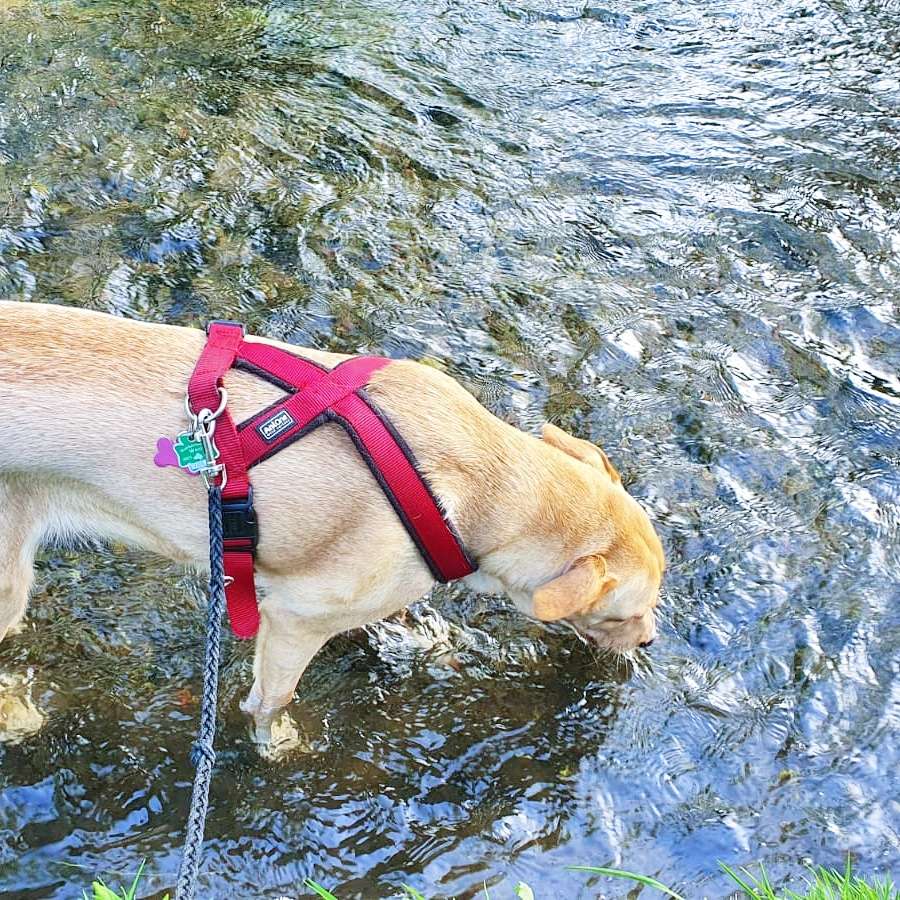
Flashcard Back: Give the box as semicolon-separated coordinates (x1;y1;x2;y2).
532;555;617;622
0;301;664;740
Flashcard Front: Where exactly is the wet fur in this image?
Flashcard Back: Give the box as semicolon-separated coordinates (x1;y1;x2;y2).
0;301;663;741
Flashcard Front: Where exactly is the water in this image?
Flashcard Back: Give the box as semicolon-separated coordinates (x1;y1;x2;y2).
1;0;899;896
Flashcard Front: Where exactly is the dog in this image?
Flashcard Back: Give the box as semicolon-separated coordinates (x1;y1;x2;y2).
0;300;664;741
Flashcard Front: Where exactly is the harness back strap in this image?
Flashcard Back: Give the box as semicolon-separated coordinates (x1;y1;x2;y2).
188;322;477;638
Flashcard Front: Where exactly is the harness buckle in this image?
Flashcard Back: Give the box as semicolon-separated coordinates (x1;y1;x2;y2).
206;320;246;337
221;489;258;554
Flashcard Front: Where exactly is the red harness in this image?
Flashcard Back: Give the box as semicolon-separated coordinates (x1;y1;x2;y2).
187;321;477;638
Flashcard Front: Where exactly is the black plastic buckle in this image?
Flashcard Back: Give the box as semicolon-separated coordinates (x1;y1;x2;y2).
221;490;258;554
206;319;246;336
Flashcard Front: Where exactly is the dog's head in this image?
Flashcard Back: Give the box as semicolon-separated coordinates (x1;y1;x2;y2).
523;424;664;652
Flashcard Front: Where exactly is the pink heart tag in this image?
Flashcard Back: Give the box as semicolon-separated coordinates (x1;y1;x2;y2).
154;437;197;476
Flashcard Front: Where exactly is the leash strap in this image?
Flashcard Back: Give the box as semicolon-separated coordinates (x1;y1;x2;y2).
174;486;226;899
186;323;477;640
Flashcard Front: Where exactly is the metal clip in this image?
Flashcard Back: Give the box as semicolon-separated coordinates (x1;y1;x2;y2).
184;388;229;491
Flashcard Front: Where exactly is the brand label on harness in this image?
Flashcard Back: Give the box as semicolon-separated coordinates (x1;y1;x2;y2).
258;409;296;442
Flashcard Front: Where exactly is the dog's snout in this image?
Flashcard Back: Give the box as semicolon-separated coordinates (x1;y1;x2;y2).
638;638;655;648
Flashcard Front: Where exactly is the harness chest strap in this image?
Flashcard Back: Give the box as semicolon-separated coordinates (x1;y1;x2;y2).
187;322;477;638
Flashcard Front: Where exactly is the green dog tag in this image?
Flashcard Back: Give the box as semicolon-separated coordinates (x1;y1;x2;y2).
174;432;219;474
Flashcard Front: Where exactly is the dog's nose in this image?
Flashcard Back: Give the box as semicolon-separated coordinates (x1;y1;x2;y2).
638;638;655;648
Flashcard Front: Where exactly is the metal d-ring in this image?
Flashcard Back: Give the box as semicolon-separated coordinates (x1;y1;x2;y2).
184;386;228;427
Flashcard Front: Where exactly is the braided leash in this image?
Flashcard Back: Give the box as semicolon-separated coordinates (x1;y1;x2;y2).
175;486;226;899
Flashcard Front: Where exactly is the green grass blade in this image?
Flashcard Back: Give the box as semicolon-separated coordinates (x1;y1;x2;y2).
567;865;687;900
756;863;776;897
91;879;120;900
304;878;340;900
402;886;427;900
514;882;535;900
124;860;146;900
720;862;766;899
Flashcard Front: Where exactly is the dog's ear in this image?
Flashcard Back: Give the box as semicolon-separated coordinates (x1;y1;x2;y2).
532;556;618;621
596;447;621;484
542;423;621;483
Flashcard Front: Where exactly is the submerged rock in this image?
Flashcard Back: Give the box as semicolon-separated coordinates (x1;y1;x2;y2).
0;673;45;744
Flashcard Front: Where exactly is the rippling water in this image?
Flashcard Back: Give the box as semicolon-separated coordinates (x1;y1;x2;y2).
1;0;899;896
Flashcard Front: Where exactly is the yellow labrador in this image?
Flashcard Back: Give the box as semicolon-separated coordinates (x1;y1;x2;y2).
0;301;664;740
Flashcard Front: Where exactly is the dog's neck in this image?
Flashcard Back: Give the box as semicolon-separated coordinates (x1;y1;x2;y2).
350;359;614;594
429;423;607;594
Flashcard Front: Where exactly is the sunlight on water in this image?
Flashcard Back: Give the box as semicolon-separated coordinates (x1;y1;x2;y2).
1;0;898;896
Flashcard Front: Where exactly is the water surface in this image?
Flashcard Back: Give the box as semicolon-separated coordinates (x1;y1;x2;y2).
1;0;899;896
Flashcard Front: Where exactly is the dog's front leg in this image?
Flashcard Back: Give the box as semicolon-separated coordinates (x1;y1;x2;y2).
239;608;331;744
0;478;45;645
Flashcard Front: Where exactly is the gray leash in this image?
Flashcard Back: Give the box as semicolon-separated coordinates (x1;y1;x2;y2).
175;485;226;900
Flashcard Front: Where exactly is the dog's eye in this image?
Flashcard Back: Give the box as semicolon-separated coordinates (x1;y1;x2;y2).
588;615;627;628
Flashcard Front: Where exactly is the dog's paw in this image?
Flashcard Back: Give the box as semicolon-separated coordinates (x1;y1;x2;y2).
0;620;27;646
251;709;330;760
251;710;309;759
240;688;326;758
239;689;262;720
0;672;45;744
249;715;273;746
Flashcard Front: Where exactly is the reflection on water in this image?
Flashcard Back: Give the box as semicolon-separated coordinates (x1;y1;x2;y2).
1;0;899;896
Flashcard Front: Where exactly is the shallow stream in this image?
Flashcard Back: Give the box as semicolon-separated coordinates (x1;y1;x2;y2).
1;0;899;896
